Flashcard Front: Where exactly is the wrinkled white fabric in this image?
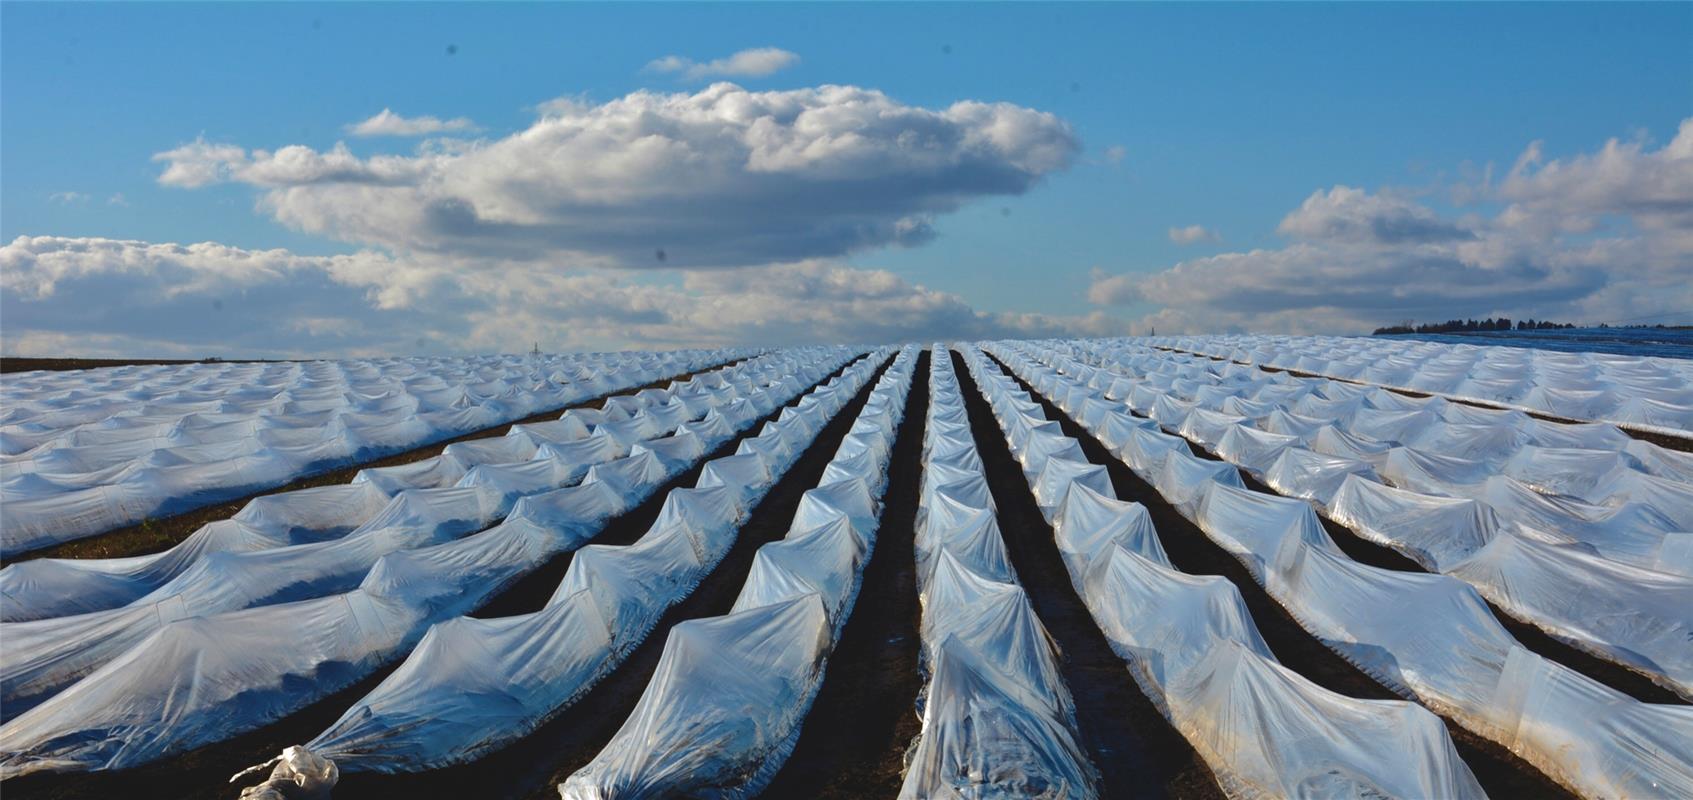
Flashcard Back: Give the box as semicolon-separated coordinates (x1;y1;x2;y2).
560;347;916;799
2;349;752;554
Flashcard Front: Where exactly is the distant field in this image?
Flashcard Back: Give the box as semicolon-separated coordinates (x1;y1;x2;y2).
1381;327;1693;359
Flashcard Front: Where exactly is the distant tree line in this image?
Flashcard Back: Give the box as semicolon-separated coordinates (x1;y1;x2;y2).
1372;318;1580;335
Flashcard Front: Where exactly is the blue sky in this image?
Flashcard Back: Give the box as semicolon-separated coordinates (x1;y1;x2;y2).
3;2;1690;357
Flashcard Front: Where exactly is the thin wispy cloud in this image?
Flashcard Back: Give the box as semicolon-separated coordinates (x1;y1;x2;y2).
1167;224;1219;245
346;108;479;137
644;47;800;80
48;191;89;205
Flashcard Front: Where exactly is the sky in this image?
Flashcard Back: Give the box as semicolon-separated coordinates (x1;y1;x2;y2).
3;2;1690;358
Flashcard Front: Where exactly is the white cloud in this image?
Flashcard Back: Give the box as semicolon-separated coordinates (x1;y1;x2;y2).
347;108;479;137
153;83;1078;268
107;193;129;207
48;191;89;205
152;138;252;188
1167;224;1219;245
1105;145;1127;166
1277;186;1473;244
1086;267;1139;305
1;235;1125;358
645;47;800;80
1088;120;1693;334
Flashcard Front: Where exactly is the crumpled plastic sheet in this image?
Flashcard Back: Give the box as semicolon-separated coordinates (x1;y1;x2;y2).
898;347;1097;799
267;352;889;776
0;348;866;778
2;348;752;554
0;354;830;712
990;340;1693;798
0;353;800;622
1018;338;1693;699
1158;333;1693;437
560;347;916;799
966;345;1482;799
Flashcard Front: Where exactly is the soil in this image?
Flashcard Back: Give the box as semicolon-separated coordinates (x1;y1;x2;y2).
759;349;930;798
0;353;872;800
979;350;1576;800
334;352;899;799
3;358;749;565
953;349;1226;800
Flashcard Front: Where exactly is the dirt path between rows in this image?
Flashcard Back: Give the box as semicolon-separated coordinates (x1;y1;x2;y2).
954;349;1225;799
760;348;930;798
1093;352;1687;704
979;350;1576;799
313;351;888;800
1;353;870;800
7;358;750;564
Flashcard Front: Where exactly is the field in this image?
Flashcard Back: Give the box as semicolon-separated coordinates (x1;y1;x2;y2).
1;336;1690;798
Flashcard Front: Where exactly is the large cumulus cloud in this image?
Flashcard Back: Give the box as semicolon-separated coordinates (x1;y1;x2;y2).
152;83;1079;268
1089;120;1693;334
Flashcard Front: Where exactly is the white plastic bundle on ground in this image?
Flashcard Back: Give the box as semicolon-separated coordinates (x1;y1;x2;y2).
963;345;1483;799
1156;334;1693;437
0;352;827;714
0;348;861;778
990;341;1693;798
1;349;751;555
899;347;1098;799
231;349;892;792
1021;339;1693;699
559;346;918;799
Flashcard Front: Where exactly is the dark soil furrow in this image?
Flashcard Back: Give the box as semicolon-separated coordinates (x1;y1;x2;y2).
952;349;1224;800
759;348;930;798
1072;352;1685;704
1;352;870;800
981;350;1575;799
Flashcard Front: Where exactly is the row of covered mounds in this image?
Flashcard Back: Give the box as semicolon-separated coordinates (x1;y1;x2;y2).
1159;333;1693;439
1068;339;1693;696
232;349;900;797
2;348;753;555
994;339;1693;798
967;343;1486;799
897;347;1098;796
1;348;863;781
557;346;919;797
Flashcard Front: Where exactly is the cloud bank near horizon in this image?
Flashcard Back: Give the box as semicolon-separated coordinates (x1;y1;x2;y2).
1088;120;1693;335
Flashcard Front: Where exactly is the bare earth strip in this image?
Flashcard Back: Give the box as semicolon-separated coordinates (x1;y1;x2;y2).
978;349;1579;799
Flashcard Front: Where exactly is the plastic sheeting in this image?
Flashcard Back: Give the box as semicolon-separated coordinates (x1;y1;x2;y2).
2;349;752;554
899;348;1097;799
560;347;917;799
0;354;793;624
248;351;889;780
0;353;829;712
0;348;864;778
989;339;1693;799
1159;334;1693;437
1015;338;1693;698
966;345;1484;800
